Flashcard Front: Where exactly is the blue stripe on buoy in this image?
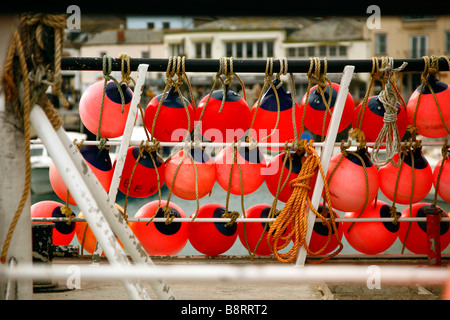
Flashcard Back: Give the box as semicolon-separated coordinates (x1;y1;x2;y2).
52;207;76;234
402;148;429;169
156;87;190;109
237;146;264;164
211;89;242;102
346;148;374;168
189;148;211;163
416;205;450;235
131;147;163;169
307;86;337;111
380;204;400;233
417;76;448;95
80;145;112;171
259;80;293;112
154;207;182;235
213;206;237;236
105;82;133;104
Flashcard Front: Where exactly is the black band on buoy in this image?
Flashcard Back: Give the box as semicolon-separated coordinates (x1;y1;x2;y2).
131;146;163;169
105;82;133;104
416;205;450;235
154;207;182;235
80;145;112;171
213;207;237;236
307;85;337;111
259;79;293;112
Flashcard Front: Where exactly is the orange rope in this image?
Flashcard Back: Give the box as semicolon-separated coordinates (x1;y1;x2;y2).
267;139;343;263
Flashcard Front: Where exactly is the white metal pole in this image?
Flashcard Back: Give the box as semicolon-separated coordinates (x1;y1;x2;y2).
91;64;148;261
296;65;355;267
30;105;149;300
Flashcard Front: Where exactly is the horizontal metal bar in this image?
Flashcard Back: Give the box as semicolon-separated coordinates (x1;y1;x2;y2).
60;57;450;74
31;217;450;223
2;263;449;285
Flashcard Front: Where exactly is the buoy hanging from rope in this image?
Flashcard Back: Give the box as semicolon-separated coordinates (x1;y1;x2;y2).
309;203;343;255
130;200;188;255
188;203;238;256
406;74;450;138
31;200;76;245
49;145;114;206
75;204;127;255
378;145;433;205
433;149;450;204
265;150;314;203
79;80;133;139
237;204;290;256
116;145;165;198
398;203;450;254
250;79;303;151
300;82;355;137
215;144;266;195
164;148;215;200
144;87;194;142
327;146;379;213
352;95;408;147
343;199;399;255
195;87;251;142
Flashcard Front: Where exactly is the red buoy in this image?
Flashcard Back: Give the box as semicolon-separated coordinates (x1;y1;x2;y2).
343;200;399;255
31;200;76;245
379;148;432;205
265;150;315;203
237;204;290;256
326;148;379;213
250;80;303;151
300;82;354;137
49;145;114;206
188;203;238;256
79;81;133;138
75;204;127;255
195;88;251;142
165;148;215;200
398;203;450;254
144;87;194;142
352;95;408;146
406;76;450;138
130;200;188;255
309;204;343;255
434;156;450;204
215;145;266;195
116;146;165;198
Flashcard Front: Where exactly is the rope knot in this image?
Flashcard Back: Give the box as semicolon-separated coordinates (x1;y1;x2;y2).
221;210;239;227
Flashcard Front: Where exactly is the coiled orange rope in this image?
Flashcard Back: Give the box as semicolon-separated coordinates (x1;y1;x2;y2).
267;139;343;263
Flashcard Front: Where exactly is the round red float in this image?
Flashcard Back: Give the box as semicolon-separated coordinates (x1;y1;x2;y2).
195;88;251;142
250;80;303;151
165;148;215;200
265;150;315;203
434;155;450;204
398;203;450;254
300;82;354;137
188;203;238;256
31;200;76;245
343;200;399;255
309;204;343;255
130;200;188;255
215;145;266;195
49;145;114;206
326;148;379;212
117;146;165;198
75;204;127;255
237;204;290;256
144;87;194;142
379;148;433;205
406;76;450;138
352;95;408;146
79;80;133;139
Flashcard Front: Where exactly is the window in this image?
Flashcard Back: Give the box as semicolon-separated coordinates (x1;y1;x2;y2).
169;43;184;56
141;51;150;59
319;45;327;56
224;40;274;58
446;32;450;53
194;42;212;58
147;22;154;29
410;35;427;58
286;45;347;58
375;33;387;55
162;22;170;29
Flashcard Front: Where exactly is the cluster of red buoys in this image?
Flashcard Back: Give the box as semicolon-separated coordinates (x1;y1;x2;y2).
31;75;450;257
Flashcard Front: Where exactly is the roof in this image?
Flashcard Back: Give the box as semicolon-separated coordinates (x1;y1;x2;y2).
83;29;164;45
194;16;315;31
